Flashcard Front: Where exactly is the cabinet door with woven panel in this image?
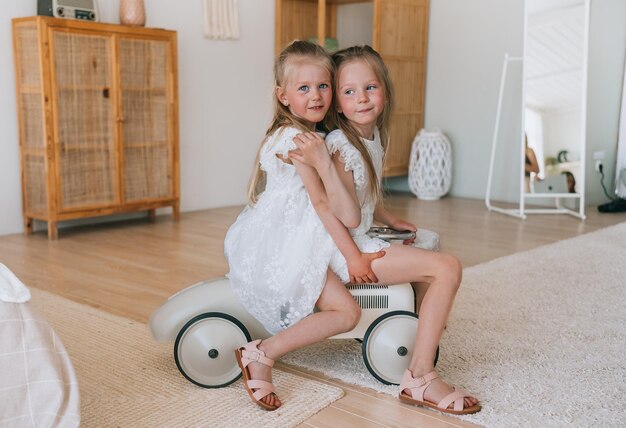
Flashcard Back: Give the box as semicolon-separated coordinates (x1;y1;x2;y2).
14;21;48;221
118;37;174;203
275;0;335;53
50;28;119;210
375;0;429;177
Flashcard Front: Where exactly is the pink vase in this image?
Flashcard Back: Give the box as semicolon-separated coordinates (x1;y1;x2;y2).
120;0;146;26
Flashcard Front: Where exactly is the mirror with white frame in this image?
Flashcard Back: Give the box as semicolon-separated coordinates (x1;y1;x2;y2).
522;0;589;218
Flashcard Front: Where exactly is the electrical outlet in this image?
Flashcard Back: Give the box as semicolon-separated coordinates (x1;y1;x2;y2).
595;160;603;173
593;151;605;160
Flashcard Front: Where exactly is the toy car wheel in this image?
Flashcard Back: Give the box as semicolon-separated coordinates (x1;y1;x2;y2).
174;312;251;388
362;310;439;385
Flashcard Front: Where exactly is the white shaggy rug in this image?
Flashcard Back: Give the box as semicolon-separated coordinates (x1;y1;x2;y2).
283;222;626;427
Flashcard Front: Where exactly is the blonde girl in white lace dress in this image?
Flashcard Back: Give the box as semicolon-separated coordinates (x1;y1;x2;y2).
293;46;482;415
224;41;384;411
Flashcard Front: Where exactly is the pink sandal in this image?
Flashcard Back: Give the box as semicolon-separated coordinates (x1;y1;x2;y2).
234;340;281;411
398;369;481;415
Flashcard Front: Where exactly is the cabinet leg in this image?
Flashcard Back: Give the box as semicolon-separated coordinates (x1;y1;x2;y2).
24;217;34;235
172;202;180;222
47;221;58;240
148;209;157;222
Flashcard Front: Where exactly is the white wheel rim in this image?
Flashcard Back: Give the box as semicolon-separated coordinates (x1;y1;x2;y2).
365;314;418;384
177;317;248;386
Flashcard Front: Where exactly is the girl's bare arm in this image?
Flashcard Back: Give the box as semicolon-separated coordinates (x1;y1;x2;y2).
291;158;384;283
289;132;360;228
374;203;417;232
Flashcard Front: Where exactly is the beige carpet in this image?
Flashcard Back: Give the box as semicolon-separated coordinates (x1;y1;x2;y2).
30;289;343;427
284;222;626;427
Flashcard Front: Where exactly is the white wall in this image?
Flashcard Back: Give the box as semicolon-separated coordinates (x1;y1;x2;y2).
425;0;525;202
0;2;32;236
425;0;626;205
585;0;626;204
1;0;625;236
0;0;274;236
544;109;581;161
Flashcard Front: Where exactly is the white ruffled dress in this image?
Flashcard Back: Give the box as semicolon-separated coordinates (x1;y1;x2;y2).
326;128;390;282
224;127;338;334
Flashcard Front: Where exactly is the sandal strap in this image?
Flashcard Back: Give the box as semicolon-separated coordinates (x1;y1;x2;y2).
240;340;275;368
247;379;277;401
438;388;473;412
399;370;439;401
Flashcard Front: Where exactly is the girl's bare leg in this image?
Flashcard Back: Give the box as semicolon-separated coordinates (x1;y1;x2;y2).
247;269;360;407
370;244;478;408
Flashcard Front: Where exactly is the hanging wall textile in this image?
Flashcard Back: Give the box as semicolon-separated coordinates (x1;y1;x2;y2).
203;0;240;40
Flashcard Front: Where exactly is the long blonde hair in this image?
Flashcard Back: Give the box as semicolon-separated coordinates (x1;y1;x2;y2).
330;45;394;205
247;41;334;204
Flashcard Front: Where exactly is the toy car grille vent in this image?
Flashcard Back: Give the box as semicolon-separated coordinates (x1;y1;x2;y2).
354;295;388;309
348;284;389;290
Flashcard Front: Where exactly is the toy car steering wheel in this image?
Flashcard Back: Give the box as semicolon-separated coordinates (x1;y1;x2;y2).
367;227;416;242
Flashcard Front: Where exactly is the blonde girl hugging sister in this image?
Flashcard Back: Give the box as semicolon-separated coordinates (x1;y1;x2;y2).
293;45;481;415
224;41;384;410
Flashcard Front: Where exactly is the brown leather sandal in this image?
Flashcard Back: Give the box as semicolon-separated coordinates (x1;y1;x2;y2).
398;369;481;415
234;339;281;411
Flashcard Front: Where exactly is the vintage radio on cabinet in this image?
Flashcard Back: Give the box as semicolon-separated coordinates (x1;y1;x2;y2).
38;0;99;21
12;17;180;239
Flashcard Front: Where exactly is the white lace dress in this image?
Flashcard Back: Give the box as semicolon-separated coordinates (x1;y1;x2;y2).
224;126;338;335
326;128;391;282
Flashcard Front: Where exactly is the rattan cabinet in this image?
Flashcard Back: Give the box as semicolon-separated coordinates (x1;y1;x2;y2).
275;0;428;177
12;17;179;239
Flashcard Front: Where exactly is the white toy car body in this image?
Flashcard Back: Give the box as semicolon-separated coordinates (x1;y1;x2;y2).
149;228;440;387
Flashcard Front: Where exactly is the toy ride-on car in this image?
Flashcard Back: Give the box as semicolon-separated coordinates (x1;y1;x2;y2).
149;227;440;388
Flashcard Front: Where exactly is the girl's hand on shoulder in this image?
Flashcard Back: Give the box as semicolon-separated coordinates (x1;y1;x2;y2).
390;219;417;245
289;132;331;171
348;250;385;284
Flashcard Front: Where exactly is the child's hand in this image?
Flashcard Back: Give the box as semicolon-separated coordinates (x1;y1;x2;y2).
390;219;417;245
289;132;331;171
348;250;386;284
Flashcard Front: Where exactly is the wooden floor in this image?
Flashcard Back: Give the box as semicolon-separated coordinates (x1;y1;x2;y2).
1;195;624;427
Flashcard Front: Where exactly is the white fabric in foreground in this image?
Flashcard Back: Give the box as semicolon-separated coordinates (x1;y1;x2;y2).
203;0;239;40
0;262;30;303
0;300;80;427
